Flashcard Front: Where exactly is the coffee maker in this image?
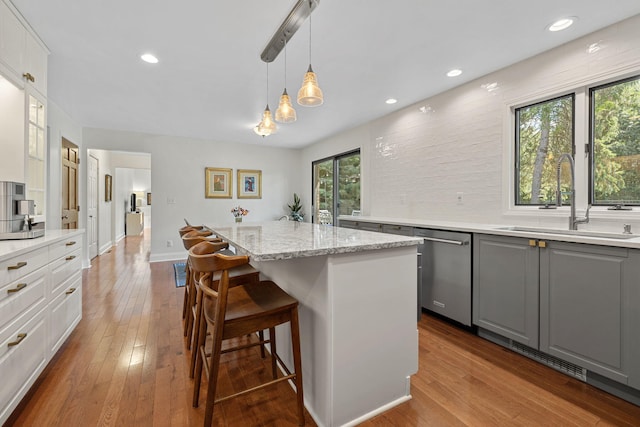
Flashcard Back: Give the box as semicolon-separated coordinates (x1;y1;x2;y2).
0;181;44;240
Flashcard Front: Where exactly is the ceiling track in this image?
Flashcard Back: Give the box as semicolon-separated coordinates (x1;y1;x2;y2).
260;0;320;63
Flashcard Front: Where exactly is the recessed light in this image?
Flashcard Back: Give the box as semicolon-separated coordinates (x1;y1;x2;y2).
548;17;576;32
141;53;159;64
447;69;462;77
587;42;602;54
385;98;397;104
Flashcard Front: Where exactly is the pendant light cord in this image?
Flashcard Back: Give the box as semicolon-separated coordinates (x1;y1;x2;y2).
284;39;288;87
308;1;312;65
266;62;269;105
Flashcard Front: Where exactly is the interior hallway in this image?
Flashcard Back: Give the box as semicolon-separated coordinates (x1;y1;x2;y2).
7;233;640;426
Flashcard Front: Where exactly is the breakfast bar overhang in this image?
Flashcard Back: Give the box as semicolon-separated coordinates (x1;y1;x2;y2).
207;221;422;427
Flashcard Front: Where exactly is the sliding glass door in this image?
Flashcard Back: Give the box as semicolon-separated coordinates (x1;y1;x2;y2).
312;150;360;224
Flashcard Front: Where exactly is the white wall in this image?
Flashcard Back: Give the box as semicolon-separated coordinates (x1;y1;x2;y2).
302;14;640;232
114;167;134;241
83;128;302;262
0;77;24;182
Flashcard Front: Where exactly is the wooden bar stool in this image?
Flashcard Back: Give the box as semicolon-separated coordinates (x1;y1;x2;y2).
188;250;305;426
186;240;260;378
179;228;221;324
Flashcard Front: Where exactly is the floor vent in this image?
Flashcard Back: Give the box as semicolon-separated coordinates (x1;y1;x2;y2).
510;341;587;381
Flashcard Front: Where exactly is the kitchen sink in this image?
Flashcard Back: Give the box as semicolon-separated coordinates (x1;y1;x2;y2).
496;226;637;240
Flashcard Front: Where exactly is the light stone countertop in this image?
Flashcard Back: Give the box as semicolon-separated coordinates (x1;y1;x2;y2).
338;216;640;249
0;229;84;262
206;221;422;261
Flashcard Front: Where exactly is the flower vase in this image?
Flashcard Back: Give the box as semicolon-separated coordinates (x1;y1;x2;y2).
235;217;242;223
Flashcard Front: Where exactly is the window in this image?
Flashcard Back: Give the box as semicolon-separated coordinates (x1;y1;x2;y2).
515;94;574;205
590;76;640;206
312;150;360;224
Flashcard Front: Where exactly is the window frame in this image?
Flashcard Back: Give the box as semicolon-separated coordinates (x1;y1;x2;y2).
311;149;361;225
588;74;640;207
513;93;576;206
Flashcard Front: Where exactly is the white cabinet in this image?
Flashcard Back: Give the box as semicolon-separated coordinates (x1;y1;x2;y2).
0;0;26;85
0;231;83;425
126;212;144;235
0;0;48;95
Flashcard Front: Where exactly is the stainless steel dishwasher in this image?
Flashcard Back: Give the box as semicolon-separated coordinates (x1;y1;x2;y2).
414;228;472;326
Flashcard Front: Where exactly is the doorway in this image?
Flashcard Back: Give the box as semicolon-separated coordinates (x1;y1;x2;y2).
61;137;79;229
88;155;99;259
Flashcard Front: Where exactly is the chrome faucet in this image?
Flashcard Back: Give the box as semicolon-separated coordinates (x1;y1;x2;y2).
556;153;590;230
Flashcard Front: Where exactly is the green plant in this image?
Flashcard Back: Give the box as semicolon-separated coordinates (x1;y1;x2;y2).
287;193;304;222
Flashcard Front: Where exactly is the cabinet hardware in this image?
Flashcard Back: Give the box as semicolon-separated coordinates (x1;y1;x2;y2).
528;240;537;247
65;241;76;246
538;241;547;248
7;283;27;294
22;72;35;82
422;236;466;246
65;255;76;261
7;261;27;270
393;226;401;230
65;287;76;295
7;333;27;347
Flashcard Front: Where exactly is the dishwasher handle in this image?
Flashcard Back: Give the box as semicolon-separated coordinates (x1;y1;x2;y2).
421;236;468;246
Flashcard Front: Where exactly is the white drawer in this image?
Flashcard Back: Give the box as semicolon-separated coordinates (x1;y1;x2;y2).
0;246;48;287
50;248;82;295
49;275;82;355
0;306;48;424
0;266;47;332
49;236;82;262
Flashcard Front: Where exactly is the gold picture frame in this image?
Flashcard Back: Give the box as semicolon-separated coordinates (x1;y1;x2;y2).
237;169;262;199
205;167;233;198
105;174;112;202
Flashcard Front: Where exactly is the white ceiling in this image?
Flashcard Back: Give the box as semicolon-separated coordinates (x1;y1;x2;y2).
10;0;640;149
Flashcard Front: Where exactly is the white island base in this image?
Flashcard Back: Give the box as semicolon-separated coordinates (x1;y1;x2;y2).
253;245;418;427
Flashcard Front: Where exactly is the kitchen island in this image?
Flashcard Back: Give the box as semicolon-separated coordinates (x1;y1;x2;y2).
206;221;422;427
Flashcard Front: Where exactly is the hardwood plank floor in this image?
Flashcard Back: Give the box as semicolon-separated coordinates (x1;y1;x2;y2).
7;233;640;426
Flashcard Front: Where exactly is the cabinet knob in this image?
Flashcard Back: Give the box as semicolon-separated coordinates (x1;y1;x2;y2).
7;261;27;270
65;255;76;261
528;240;537;247
7;283;27;294
22;72;35;83
65;241;76;246
7;333;27;347
538;241;547;248
65;287;77;295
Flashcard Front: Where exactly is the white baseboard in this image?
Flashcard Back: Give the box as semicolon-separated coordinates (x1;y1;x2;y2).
149;251;187;263
99;242;113;255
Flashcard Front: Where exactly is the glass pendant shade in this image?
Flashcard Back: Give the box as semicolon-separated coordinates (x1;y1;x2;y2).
254;104;277;136
275;89;297;123
297;64;323;107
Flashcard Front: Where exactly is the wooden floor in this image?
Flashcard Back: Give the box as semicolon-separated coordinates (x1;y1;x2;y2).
7;233;640;426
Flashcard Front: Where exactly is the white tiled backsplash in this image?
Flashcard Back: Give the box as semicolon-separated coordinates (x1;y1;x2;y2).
359;14;640;230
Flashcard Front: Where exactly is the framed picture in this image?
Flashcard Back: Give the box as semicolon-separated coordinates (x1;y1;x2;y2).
237;169;262;199
205;167;232;198
105;174;112;202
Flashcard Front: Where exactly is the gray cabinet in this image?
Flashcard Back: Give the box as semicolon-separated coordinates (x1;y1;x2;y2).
540;242;640;387
473;234;539;347
474;233;640;389
339;219;383;232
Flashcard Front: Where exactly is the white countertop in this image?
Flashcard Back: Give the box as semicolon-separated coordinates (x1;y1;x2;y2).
206;221;422;261
0;229;84;261
339;216;640;249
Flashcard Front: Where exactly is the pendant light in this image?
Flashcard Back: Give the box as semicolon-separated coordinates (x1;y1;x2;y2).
297;2;323;107
275;40;297;123
254;63;277;136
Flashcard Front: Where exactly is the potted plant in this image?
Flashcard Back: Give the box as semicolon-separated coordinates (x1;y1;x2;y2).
287;193;304;222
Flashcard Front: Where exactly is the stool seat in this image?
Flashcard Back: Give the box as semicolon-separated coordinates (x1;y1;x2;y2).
204;280;296;329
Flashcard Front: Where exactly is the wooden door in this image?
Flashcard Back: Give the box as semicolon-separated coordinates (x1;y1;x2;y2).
88;155;99;258
62;138;79;229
